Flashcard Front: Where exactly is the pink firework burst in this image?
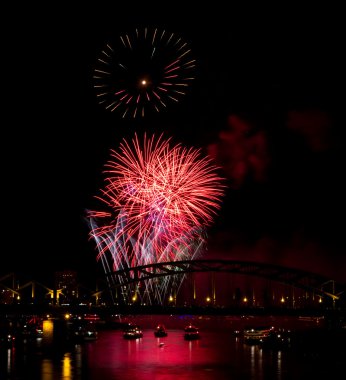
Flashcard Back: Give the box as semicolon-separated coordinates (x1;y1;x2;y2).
88;133;225;267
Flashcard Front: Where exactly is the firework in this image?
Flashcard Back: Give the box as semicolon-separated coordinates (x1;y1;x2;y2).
88;133;225;304
93;27;196;118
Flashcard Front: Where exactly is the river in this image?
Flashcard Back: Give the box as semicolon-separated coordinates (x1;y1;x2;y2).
1;314;345;379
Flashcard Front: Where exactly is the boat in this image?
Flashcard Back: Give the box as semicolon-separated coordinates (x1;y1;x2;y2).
0;331;16;347
83;326;98;341
184;324;200;340
70;318;99;342
232;329;241;337
154;324;167;337
123;324;143;339
258;328;292;349
243;326;274;344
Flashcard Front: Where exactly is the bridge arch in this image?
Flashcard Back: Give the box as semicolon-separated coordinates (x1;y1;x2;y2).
105;259;345;302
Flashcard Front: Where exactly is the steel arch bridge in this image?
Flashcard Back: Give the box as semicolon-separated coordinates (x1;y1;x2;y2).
104;259;345;302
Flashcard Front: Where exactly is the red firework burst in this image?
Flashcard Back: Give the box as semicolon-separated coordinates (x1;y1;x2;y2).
89;133;225;244
93;27;196;118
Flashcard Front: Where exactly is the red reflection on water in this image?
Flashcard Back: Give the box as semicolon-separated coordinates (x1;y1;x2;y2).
85;329;228;380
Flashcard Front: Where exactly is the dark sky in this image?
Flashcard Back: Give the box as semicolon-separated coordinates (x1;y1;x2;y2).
2;4;345;286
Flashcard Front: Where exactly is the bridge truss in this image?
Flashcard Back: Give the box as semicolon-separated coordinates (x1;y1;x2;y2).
105;259;345;305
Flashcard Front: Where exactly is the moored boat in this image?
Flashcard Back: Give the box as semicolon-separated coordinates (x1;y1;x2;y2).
123;324;143;339
243;326;274;344
154;324;168;337
184;324;200;340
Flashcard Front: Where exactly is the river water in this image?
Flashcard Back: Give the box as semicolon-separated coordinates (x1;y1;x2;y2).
1;314;345;379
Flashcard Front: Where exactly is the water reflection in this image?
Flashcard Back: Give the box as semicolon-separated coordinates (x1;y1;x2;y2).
37;351;73;380
1;316;345;380
7;348;14;374
75;344;82;375
276;350;282;380
250;344;256;379
258;347;263;380
62;353;72;379
41;358;53;380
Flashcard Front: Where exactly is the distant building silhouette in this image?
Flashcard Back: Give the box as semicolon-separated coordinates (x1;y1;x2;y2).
55;270;78;305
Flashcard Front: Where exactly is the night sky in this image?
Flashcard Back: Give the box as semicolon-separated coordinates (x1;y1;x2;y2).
2;4;345;287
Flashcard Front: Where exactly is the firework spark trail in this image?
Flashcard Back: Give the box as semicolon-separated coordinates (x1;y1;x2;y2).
89;218;204;304
88;133;225;304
